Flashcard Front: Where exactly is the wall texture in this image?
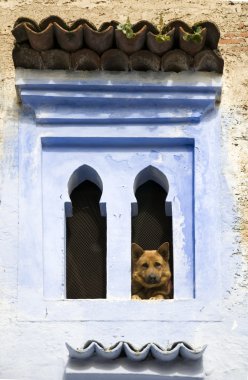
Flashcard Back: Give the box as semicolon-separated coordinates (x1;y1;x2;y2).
0;1;247;380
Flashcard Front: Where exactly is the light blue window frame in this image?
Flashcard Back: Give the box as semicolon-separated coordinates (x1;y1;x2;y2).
16;70;222;322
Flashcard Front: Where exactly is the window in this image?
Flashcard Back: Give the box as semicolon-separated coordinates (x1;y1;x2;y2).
66;164;174;300
66;181;106;299
17;70;222;321
66;165;106;299
132;167;173;297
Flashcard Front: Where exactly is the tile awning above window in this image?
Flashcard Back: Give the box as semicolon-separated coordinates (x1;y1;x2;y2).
66;340;207;361
12;17;224;73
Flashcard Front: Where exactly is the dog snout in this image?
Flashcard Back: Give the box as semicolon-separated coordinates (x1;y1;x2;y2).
147;273;159;284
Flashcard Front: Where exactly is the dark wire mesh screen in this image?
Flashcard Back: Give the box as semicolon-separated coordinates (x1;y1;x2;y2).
132;180;173;291
66;180;106;299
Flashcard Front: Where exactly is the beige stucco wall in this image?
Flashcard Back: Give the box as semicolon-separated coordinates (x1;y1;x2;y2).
0;1;247;379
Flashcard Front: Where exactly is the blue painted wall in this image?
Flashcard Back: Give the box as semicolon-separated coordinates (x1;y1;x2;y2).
0;70;247;380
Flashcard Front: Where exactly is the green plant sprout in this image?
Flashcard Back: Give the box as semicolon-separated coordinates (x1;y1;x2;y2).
182;26;203;43
155;14;171;43
117;17;135;39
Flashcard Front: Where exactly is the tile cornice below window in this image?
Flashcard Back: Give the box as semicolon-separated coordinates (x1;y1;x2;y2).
65;341;206;379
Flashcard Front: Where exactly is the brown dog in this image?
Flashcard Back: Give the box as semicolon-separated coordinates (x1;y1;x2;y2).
131;242;172;300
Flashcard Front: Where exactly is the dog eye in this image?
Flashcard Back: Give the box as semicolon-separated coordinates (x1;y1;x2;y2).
142;263;149;269
154;262;162;268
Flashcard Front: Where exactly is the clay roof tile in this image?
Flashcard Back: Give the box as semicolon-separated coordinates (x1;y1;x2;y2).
12;17;223;73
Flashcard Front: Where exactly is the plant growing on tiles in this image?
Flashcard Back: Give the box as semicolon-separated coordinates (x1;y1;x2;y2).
115;17;147;55
116;17;135;39
155;14;171;42
146;14;174;56
182;26;204;43
179;25;207;55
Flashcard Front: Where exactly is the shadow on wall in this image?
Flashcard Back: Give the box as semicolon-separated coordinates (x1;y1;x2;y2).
64;356;204;379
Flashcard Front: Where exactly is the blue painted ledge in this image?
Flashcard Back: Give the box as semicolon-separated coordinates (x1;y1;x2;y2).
16;70;222;126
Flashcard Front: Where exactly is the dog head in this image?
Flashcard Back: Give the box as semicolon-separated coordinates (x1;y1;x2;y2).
131;242;171;288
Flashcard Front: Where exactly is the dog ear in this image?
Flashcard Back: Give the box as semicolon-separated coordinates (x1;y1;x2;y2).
157;242;170;261
131;243;144;261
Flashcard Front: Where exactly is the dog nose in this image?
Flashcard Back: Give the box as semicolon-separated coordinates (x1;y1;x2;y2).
148;274;157;283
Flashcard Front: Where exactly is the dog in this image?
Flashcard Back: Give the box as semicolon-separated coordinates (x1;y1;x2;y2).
131;242;172;300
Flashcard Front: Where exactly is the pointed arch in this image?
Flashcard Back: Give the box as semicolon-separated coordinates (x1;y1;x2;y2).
68;164;103;196
133;165;169;195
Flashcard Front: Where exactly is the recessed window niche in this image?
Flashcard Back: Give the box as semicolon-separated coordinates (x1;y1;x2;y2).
132;166;173;297
16;71;222;321
66;165;106;299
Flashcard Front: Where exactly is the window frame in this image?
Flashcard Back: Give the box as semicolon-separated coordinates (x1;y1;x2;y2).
17;70;222;322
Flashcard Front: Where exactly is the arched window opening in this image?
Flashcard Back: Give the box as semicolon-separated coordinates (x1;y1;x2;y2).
66;172;106;299
132;167;173;298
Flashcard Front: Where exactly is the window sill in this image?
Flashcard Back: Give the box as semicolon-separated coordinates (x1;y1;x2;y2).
18;297;221;322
